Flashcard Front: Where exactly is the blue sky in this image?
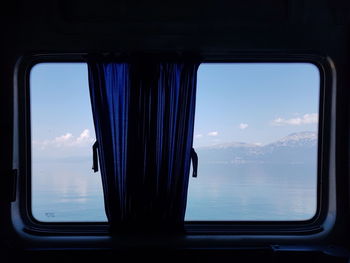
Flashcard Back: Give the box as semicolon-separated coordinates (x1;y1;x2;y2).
194;63;319;147
30;62;320;156
31;63;95;159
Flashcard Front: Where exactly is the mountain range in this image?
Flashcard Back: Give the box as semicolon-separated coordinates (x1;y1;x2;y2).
196;131;318;165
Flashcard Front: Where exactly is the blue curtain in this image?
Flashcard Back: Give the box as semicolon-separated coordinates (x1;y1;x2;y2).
88;61;199;233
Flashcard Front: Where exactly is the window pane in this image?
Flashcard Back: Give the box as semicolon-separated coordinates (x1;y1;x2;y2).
31;62;319;223
31;63;107;222
185;63;319;221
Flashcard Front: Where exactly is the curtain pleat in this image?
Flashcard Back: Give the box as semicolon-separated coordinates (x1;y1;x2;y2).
88;61;198;233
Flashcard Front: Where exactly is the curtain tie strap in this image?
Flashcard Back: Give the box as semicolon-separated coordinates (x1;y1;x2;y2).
92;141;99;173
191;148;198;178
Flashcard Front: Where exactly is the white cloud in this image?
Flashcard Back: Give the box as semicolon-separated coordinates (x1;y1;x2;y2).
76;129;93;145
272;113;318;126
53;133;73;145
194;134;203;139
207;131;219;136
239;123;248;130
33;129;95;149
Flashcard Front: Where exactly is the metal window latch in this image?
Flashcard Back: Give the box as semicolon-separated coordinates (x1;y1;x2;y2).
191;148;198;178
92;141;99;173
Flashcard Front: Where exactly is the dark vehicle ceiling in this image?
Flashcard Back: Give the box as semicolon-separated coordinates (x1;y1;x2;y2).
1;0;349;54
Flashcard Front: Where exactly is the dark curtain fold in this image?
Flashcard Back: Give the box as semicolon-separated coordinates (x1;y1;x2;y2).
88;61;199;233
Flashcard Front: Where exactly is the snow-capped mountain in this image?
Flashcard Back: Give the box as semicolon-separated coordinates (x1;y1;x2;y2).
196;131;318;165
266;131;317;148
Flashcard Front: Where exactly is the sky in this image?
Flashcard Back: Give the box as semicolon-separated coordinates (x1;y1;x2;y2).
193;63;319;147
30;62;320;157
31;63;95;159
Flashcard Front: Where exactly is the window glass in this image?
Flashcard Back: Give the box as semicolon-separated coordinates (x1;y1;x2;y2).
185;63;319;221
31;62;319;222
31;63;107;222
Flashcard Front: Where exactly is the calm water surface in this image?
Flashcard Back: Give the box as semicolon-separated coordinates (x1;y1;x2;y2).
32;160;317;222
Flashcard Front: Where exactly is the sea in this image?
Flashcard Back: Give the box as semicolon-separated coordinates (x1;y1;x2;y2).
32;159;317;222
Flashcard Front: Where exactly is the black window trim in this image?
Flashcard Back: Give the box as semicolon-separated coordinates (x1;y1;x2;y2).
12;52;336;237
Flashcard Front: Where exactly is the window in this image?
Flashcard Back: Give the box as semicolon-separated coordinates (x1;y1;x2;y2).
30;63;107;222
30;61;320;223
185;63;319;221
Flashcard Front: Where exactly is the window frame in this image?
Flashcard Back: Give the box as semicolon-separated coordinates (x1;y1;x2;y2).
12;53;336;236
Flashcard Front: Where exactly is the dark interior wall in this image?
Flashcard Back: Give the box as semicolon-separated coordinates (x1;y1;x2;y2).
2;0;349;53
0;0;350;254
